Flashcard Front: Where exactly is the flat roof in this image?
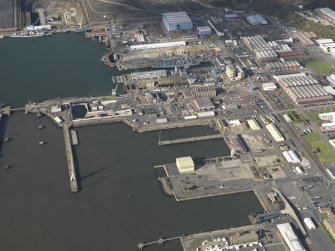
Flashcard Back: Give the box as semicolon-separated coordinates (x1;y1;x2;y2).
176;156;194;167
319;7;335;21
163;12;192;24
194;97;214;109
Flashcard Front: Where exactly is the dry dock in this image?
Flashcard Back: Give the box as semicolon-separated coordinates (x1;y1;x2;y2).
63;125;78;193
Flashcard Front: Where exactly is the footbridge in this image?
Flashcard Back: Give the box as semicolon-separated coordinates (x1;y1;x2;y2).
158;134;223;146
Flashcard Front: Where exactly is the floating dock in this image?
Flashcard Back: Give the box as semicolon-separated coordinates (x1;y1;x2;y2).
63;125;78;193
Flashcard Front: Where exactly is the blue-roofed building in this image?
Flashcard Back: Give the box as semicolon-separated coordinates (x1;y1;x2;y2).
162;12;193;32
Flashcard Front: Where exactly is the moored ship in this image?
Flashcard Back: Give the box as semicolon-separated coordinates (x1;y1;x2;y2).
11;30;52;38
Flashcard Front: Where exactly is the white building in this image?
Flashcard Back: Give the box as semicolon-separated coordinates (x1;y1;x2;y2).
51;106;61;113
130;41;186;50
329;139;335;150
247;118;261;130
318;8;335;25
26;25;51;31
266;123;285;142
283;150;300;163
303;217;316;230
321;121;335;131
327;168;335;180
197;111;215;118
262;82;277;91
283;114;293;123
319;112;335;122
176;156;194;173
294;166;304;175
277;223;306;251
327;74;335;86
227;119;242;126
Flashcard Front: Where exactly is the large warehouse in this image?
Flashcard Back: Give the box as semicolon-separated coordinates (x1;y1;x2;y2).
162;12;193;31
241;35;277;62
264;60;301;73
277;223;306;251
274;73;333;105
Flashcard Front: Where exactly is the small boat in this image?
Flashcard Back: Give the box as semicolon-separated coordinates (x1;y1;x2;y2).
37;125;45;129
3;164;11;170
39;141;47;145
4;137;10;142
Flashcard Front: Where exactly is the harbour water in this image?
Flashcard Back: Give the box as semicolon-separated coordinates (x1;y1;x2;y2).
0;112;263;251
0;33;120;107
0;34;263;251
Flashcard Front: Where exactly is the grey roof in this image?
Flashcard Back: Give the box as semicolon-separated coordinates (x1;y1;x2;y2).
163;12;192;24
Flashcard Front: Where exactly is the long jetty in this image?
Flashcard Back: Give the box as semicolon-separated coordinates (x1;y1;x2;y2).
158;134;223;146
63;124;78;193
137;236;180;250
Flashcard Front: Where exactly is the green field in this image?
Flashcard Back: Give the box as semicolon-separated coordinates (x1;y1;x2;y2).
304;133;335;162
322;224;335;245
288;111;305;123
308;112;320;122
305;59;334;75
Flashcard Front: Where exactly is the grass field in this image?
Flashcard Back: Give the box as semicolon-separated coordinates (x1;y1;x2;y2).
304;133;335;162
308;112;320;122
288;111;305;123
322;223;335;246
305;59;334;75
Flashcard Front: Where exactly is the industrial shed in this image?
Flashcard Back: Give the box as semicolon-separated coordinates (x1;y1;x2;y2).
162;12;193;31
282;150;300;163
197;26;211;36
274;73;333;105
192;98;215;112
247;118;261;130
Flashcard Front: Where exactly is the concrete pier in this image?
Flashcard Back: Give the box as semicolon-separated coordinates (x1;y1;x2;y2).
63;125;78;193
158;134;223;146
